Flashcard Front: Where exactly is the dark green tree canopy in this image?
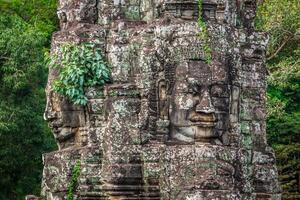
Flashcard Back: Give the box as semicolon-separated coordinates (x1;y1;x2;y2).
0;0;58;199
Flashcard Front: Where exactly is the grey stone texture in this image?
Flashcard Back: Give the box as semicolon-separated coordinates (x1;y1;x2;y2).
34;0;281;199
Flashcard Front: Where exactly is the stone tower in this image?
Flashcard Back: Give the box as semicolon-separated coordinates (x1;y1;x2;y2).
29;0;281;199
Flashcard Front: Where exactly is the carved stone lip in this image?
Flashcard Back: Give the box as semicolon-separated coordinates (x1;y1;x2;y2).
171;122;216;128
190;121;216;127
189;113;217;127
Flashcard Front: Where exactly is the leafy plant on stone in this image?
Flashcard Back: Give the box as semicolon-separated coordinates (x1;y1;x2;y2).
197;0;212;64
67;160;81;200
103;192;110;200
50;43;111;105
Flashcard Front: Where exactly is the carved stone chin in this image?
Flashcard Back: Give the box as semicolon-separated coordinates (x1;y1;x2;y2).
32;0;281;199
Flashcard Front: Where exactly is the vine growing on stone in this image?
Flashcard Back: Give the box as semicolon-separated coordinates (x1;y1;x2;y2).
67;160;81;200
49;43;111;105
197;0;212;64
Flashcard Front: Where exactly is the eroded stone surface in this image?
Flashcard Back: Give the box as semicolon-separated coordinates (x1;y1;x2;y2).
33;0;281;199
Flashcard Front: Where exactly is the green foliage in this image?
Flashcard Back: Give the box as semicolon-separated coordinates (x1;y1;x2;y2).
104;192;110;200
50;43;111;105
0;0;58;35
0;0;58;199
0;15;47;92
67;160;81;200
197;0;212;64
257;0;300;198
256;0;300;59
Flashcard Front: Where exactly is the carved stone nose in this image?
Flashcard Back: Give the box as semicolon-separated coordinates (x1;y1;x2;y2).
43;110;57;121
196;90;215;114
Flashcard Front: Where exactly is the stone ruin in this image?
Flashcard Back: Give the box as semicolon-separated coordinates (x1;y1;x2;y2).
27;0;282;199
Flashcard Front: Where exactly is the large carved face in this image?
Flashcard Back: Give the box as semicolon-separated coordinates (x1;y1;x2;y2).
169;59;229;143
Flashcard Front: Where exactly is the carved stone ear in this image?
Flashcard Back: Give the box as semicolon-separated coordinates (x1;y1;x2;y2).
161;79;171;95
166;80;171;94
157;79;170;120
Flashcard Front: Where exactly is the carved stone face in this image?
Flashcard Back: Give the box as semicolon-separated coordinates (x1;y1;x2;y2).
44;90;86;149
169;60;228;143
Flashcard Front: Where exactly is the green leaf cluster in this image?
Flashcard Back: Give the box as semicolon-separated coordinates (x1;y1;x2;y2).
67;160;81;200
256;0;299;57
197;0;212;64
50;43;111;105
0;0;58;35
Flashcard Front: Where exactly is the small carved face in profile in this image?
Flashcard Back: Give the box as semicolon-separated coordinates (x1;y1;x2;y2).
44;91;63;134
169;60;229;143
44;90;85;149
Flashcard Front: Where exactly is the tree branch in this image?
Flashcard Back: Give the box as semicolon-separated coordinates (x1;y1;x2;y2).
0;56;10;60
267;36;292;61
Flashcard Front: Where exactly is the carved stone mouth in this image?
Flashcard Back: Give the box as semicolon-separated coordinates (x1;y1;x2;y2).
189;113;216;127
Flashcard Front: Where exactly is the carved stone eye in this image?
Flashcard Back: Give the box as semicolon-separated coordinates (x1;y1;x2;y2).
187;78;200;94
211;85;229;97
192;84;200;94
